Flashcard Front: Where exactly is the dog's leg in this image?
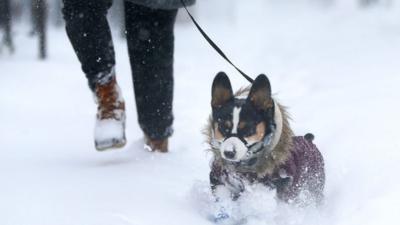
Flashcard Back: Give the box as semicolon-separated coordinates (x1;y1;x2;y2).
209;185;232;223
210;163;244;199
209;165;234;222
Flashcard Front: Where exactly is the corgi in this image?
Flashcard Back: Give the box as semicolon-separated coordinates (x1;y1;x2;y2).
206;72;325;204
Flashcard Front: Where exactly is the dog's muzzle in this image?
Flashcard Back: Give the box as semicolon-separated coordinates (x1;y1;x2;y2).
211;126;276;167
220;137;248;161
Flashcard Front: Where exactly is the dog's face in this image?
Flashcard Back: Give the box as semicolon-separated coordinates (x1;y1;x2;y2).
211;72;275;162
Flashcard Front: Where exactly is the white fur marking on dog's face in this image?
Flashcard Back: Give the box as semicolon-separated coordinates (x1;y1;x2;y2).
220;137;247;162
231;107;241;134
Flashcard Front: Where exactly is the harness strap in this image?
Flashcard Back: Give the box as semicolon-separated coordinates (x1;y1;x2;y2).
180;0;254;83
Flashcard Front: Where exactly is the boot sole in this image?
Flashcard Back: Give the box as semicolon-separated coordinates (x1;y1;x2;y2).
95;138;126;151
144;143;168;153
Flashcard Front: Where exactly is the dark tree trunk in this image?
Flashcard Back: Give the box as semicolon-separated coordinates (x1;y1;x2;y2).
0;0;15;54
31;0;48;59
54;0;64;27
359;0;380;7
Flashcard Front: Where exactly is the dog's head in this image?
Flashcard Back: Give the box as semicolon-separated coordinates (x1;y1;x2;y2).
211;72;277;164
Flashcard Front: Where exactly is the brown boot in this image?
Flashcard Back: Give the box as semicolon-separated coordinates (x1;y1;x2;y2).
94;77;126;151
144;136;169;153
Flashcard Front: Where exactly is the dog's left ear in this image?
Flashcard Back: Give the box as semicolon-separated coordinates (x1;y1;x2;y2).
247;74;273;111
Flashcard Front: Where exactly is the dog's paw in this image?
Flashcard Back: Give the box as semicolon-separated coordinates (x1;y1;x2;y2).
210;206;232;223
213;211;230;223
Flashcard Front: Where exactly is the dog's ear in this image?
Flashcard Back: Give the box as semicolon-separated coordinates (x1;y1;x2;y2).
247;74;273;111
211;72;233;107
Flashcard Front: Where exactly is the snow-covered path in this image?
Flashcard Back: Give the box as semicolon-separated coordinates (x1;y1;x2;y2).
1;1;400;225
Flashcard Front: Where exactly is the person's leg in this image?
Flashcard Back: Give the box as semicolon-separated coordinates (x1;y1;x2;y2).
124;2;178;151
62;0;126;151
62;0;115;91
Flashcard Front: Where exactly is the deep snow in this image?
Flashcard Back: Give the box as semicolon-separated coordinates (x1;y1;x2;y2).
1;1;400;225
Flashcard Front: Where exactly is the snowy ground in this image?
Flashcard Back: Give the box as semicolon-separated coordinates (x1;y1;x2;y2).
1;1;400;225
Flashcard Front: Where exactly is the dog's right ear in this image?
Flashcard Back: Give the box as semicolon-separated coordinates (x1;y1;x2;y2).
211;72;233;108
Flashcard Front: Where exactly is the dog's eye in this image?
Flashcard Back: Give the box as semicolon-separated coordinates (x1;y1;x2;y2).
218;121;232;136
238;122;256;137
243;128;256;137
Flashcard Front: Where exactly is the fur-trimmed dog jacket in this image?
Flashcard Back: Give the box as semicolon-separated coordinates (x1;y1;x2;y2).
210;135;325;203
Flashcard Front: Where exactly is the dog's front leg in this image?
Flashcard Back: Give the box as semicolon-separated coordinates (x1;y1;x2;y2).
210;167;236;222
210;164;244;200
209;167;246;222
209;184;233;222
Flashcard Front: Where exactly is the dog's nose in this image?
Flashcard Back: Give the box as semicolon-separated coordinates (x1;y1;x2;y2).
223;151;236;159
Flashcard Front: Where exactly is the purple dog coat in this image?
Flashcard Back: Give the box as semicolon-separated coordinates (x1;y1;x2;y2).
261;136;325;203
210;135;325;204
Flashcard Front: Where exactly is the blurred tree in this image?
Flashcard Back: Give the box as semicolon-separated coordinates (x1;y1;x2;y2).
53;0;63;27
311;0;335;7
359;0;380;7
31;0;48;59
0;0;15;54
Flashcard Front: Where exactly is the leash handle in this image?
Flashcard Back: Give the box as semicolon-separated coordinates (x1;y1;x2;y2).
180;0;254;83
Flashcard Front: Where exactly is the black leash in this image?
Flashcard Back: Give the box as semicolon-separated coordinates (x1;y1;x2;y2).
180;0;254;83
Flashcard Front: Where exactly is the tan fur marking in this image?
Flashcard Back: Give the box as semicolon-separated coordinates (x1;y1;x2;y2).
238;121;246;130
212;88;232;107
224;120;232;129
213;123;224;140
245;122;266;143
251;95;273;111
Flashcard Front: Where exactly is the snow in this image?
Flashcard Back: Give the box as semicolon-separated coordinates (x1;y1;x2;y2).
94;117;125;150
1;1;400;225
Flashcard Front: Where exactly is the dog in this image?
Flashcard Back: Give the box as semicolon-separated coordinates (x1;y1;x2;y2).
206;72;325;205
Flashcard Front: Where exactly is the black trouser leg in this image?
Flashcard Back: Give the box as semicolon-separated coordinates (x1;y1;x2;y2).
62;0;115;91
125;2;178;140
